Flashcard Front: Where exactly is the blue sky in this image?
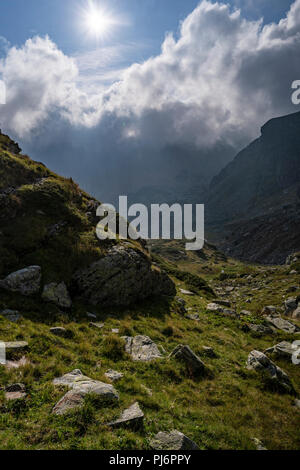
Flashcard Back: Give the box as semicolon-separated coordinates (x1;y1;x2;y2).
0;0;295;63
0;0;299;200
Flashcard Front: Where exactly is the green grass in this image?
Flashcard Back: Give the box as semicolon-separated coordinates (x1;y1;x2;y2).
0;260;299;450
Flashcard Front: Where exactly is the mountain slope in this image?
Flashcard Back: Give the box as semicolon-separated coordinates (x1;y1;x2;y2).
0;131;174;306
206;111;300;264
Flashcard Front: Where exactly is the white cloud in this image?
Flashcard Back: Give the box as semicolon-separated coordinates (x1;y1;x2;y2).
1;0;300;196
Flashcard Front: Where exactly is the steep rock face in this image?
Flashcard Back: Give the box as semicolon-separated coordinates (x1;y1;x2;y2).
73;246;175;306
0;131;175;307
206;111;300;264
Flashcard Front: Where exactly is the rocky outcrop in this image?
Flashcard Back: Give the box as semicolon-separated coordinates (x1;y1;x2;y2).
247;350;294;393
0;266;41;296
170;345;207;376
123;335;163;362
150;430;199;450
72;245;175;307
108;402;144;430
42;282;72;308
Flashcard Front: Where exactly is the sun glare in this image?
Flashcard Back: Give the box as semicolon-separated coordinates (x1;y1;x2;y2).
83;2;116;39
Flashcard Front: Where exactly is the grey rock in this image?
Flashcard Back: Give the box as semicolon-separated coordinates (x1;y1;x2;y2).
6;383;26;393
0;266;41;296
87;312;97;319
123;335;162;362
42;282;72;308
284;297;297;313
213;299;231;307
50;327;72;338
0;309;22;322
5;390;27;401
72;245;175;307
5;383;26;401
186;313;200;321
5;356;31;370
242;323;274;336
247;350;294;393
292;307;300;319
200;346;217;358
179;288;195;295
240;310;251;316
206;303;224;313
52;390;85;415
294;399;300;409
53;369;119;415
261;305;277;315
170;345;207;375
105;370;124;382
150;430;199;451
5;341;29;356
108;402;144;430
89;322;104;329
264;314;299;334
265;341;300;361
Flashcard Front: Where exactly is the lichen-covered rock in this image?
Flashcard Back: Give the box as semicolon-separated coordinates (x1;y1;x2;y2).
72;245;175;307
264;314;299;334
42;282;72;308
247;350;294;393
52;390;85;415
150;430;199;450
0;266;41;296
108;402;144;430
52;369;119;415
170;345;207;376
123;335;162;362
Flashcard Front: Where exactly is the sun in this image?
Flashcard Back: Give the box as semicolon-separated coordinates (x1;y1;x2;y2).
83;2;115;39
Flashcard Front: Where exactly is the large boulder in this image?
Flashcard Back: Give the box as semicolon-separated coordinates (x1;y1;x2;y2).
247;350;294;393
72;245;175;307
150;430;199;450
52;369;119;415
170;345;207;376
42;282;72;308
0;266;41;296
123;335;163;362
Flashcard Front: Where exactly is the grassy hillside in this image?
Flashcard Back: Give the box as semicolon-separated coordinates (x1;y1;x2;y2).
0;241;299;450
0;135;299;450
